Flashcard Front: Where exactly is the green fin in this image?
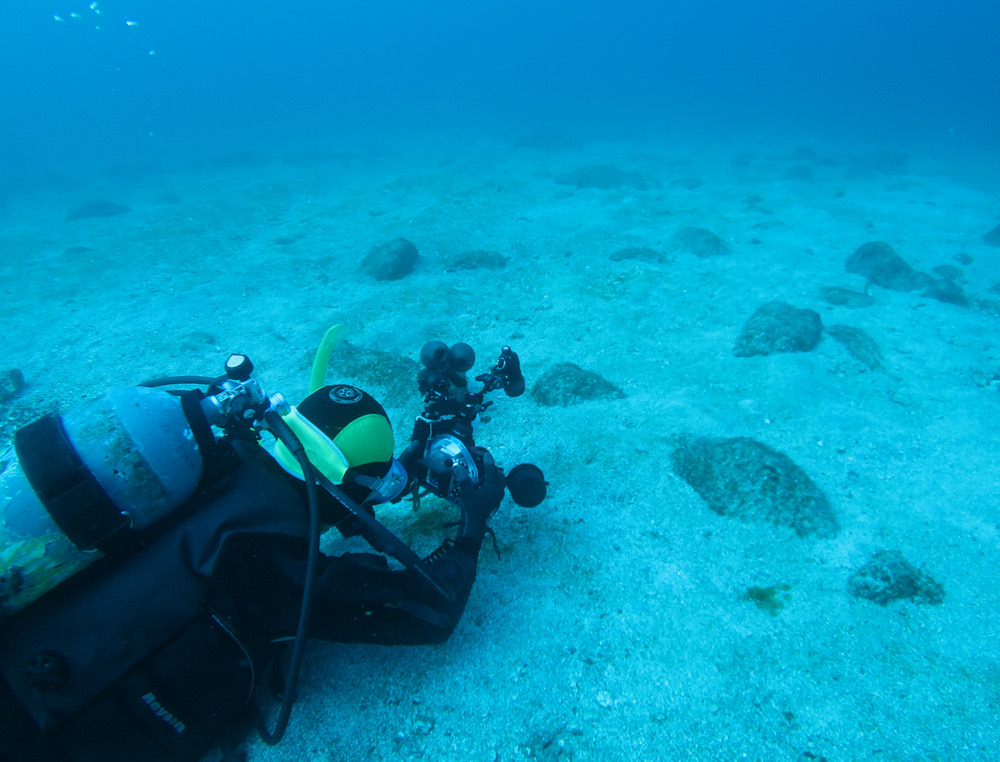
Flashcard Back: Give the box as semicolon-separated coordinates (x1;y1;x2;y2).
309;324;346;393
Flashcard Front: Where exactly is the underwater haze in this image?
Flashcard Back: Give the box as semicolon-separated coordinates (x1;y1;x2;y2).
1;0;999;181
3;1;1000;761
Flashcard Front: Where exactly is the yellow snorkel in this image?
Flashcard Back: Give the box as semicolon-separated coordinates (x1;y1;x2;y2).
273;322;352;481
309;323;346;394
274;323;397;492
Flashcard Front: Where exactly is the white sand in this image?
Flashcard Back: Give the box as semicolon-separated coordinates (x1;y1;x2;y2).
2;134;999;760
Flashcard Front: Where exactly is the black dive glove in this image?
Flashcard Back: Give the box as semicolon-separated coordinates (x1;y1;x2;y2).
398;439;424;476
456;450;505;542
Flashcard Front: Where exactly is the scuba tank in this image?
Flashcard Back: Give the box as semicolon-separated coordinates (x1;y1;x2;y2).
0;386;203;617
0;350;326;755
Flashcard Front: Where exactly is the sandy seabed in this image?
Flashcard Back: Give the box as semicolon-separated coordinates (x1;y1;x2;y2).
2;133;999;761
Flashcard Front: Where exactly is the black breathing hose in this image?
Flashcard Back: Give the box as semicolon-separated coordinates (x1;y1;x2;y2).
255;410;322;746
138;375;219;388
136;374;440;745
136;373;321;744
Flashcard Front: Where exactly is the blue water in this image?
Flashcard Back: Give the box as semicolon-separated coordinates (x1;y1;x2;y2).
2;0;998;184
4;4;1000;760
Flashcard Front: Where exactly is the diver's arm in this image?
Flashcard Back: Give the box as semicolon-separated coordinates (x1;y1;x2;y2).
305;457;504;643
300;537;484;645
218;461;503;645
218;530;483;645
302;456;503;644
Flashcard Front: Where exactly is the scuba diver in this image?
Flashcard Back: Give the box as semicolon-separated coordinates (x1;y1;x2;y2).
0;332;546;762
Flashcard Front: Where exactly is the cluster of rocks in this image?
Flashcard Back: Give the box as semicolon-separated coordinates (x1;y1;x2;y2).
846;240;969;307
354;226;966;613
359;238;509;281
846;241;930;292
730;237;987;366
521;360;943;606
707;240;958;606
718;238;967;604
517;247;949;606
669;433;943;606
732;301;883;372
360;223;737;283
730;230;1000;370
606;226;731;264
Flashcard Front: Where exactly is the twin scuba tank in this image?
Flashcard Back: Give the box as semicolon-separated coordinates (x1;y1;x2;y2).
0;386;204;618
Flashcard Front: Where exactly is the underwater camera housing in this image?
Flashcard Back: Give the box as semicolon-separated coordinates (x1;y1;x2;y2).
409;341;546;508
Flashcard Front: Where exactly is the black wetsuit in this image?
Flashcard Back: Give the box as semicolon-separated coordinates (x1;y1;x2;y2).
0;438;484;762
213;440;483;646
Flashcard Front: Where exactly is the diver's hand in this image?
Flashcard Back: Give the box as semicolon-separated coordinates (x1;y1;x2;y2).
456;450;505;541
398;439;424;477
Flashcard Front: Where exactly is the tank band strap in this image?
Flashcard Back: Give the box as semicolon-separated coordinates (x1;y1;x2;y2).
180;389;217;469
14;414;130;552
